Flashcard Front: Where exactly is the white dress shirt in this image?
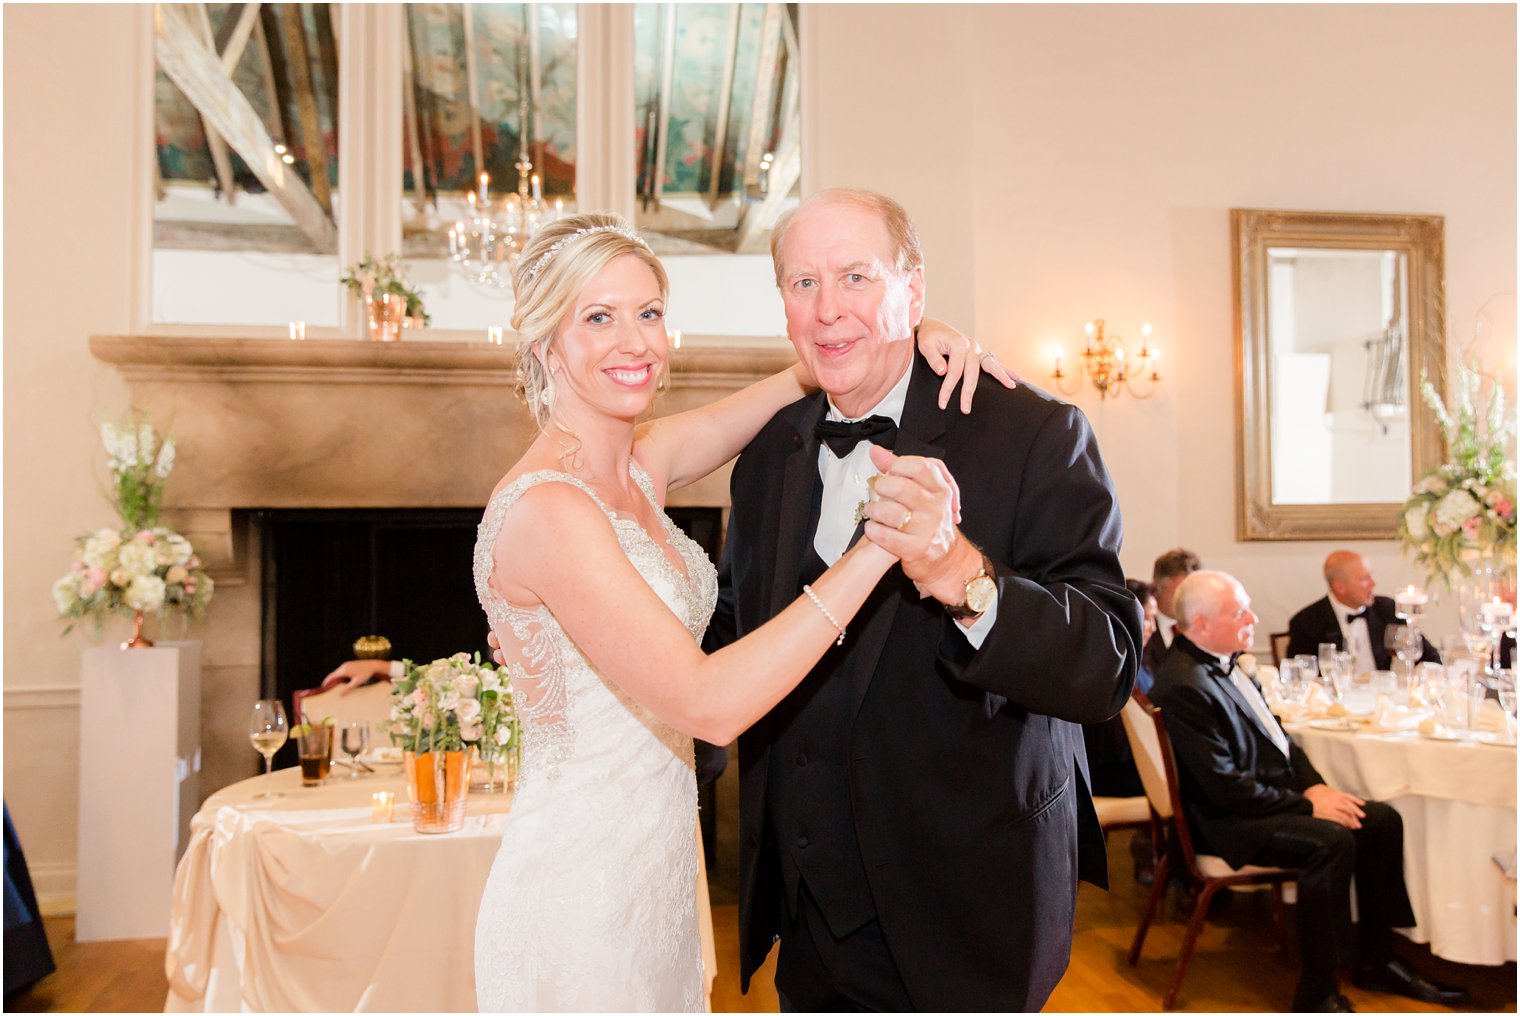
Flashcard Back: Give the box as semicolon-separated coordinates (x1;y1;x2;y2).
815;362;996;649
1217;651;1290;757
1328;593;1375;675
1156;613;1177;649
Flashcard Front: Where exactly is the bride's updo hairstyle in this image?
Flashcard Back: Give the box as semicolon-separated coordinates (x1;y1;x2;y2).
511;212;668;432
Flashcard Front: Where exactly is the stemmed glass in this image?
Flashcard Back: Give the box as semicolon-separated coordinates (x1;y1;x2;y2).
1495;669;1516;741
1384;626;1424;680
248;699;288;796
341;721;370;778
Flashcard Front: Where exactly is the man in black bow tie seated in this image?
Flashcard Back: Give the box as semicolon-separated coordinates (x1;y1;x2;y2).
1285;551;1441;672
1152;571;1469;1013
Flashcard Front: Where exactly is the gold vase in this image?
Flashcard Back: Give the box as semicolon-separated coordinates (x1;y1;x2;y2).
121;610;154;650
404;749;471;833
365;293;405;343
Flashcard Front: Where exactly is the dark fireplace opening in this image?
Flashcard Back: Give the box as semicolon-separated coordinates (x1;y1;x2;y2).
257;506;724;767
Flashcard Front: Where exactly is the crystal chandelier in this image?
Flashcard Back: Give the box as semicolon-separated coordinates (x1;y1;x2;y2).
447;92;563;288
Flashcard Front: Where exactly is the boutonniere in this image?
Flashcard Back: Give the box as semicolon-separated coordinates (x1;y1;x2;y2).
853;475;881;525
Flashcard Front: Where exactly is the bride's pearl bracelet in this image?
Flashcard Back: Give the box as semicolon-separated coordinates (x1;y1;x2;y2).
803;584;846;646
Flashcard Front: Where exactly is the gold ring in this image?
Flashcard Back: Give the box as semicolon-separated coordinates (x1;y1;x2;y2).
898;509;913;531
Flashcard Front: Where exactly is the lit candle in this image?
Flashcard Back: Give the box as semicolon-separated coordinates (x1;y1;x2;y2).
1481;597;1514;629
288;321;305;341
1052;345;1064;376
371;791;395;822
1084;322;1095;353
479;172;489;204
467;190;476;210
531;174;542;202
487;325;504;345
670;329;682;350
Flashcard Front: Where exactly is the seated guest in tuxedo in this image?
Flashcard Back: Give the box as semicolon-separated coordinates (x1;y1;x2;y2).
1084;579;1158;882
1152;571;1468;1013
1144;548;1200;672
1285;551;1441;672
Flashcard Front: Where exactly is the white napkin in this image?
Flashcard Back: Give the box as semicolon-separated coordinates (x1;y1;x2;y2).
1272;682;1330;724
1369;695;1423;731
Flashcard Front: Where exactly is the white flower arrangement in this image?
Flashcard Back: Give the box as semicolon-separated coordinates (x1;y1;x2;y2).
54;416;214;634
388;652;518;760
1397;362;1516;588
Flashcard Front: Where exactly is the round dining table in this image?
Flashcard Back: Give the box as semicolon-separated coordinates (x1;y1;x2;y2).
1284;717;1516;966
163;763;717;1012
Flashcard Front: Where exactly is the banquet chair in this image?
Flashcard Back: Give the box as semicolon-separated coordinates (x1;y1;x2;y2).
1121;690;1296;1010
293;679;394;730
1269;631;1290;666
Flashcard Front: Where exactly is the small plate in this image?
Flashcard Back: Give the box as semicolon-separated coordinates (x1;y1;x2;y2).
1308;718;1356;732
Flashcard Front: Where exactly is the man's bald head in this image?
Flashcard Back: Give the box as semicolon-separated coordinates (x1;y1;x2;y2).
1174;571;1258;656
1323;551;1375;609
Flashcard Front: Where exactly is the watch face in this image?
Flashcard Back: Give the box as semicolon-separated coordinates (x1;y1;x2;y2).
966;575;997;614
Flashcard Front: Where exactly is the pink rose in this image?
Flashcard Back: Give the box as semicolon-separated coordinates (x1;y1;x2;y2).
1462;516;1483;540
135;530;156;544
1495;497;1514;520
87;566;106;587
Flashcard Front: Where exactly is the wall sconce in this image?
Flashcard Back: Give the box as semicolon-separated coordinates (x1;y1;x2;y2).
1051;319;1162;399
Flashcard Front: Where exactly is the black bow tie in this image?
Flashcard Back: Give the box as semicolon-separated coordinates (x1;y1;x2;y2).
1209;653;1241;678
814;415;898;457
1345;607;1368;623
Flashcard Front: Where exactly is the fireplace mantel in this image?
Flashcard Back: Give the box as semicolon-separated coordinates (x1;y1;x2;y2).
90;335;794;515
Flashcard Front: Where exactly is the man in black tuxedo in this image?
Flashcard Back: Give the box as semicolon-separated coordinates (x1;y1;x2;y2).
1285;551;1441;671
1144;548;1199;672
705;189;1141;1010
1152;571;1468;1013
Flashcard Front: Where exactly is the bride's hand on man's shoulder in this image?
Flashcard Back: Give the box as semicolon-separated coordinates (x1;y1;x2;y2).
915;316;1020;414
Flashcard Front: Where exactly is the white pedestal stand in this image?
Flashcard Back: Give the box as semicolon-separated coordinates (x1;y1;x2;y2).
76;641;201;942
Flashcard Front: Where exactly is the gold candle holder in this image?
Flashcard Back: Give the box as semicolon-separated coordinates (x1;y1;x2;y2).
371;790;396;822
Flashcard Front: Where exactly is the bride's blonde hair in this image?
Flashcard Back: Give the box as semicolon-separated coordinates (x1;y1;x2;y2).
511;213;669;434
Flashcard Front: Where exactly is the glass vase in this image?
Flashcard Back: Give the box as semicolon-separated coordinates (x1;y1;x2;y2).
365;292;405;342
404;749;471;833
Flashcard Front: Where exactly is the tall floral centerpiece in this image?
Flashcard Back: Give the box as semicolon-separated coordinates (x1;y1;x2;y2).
341;252;429;342
53;418;214;647
388;653;518;832
1397;363;1516;589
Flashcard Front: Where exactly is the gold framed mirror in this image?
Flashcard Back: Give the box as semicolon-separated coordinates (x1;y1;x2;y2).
1234;209;1447;541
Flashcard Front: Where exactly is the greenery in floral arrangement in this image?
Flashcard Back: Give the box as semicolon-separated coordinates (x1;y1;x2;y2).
1397;362;1517;588
388;653;518;760
53;417;215;634
341;252;431;324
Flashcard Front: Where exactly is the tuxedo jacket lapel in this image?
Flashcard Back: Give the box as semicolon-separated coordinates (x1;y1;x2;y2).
768;392;828;621
1209;668;1283;750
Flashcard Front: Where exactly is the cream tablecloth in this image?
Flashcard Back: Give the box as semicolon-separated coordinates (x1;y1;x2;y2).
1285;722;1516;965
164;766;717;1011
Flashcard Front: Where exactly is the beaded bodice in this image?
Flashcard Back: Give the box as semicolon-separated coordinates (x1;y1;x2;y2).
471;460;718;784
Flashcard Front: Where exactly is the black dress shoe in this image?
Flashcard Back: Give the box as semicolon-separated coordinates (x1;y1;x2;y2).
1293;991;1355;1012
1353;957;1473;1006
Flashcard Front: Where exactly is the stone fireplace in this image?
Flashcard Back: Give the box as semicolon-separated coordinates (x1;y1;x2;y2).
91;335;791;798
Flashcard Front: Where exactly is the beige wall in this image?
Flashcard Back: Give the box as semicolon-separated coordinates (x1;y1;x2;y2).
5;3;1515;906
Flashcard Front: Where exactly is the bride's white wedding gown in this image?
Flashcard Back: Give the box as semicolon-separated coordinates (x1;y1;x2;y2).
472;464;718;1013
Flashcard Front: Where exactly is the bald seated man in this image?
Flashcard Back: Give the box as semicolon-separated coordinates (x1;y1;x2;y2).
1284;551;1440;673
1151;571;1467;1013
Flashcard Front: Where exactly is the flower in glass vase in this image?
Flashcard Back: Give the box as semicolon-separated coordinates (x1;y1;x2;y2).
53;416;214;638
1398;361;1517;588
387;652;517;763
341;252;430;329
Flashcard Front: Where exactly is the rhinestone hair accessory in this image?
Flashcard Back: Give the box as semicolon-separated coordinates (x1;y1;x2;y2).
525;224;650;280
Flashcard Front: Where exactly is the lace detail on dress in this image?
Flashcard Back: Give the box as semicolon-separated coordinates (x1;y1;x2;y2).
472;460;716;1012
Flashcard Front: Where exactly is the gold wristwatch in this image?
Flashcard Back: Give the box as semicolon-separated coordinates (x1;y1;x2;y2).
945;555;997;621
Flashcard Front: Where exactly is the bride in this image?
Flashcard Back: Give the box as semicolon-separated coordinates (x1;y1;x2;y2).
469;212;1005;1012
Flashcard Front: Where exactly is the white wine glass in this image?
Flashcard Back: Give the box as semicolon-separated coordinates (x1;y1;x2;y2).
340;721;370;778
249;699;288;777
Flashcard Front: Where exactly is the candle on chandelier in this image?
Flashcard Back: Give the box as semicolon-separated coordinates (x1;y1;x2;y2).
479;172;489;204
531;174;543;201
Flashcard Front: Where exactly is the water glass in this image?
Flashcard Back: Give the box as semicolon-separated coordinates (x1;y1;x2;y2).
1317;642;1339;674
1279;660;1307;705
1412;662;1445;713
341;721;370;779
298;724;334;786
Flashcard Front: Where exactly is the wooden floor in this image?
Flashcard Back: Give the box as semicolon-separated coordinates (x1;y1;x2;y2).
9;830;1515;1013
